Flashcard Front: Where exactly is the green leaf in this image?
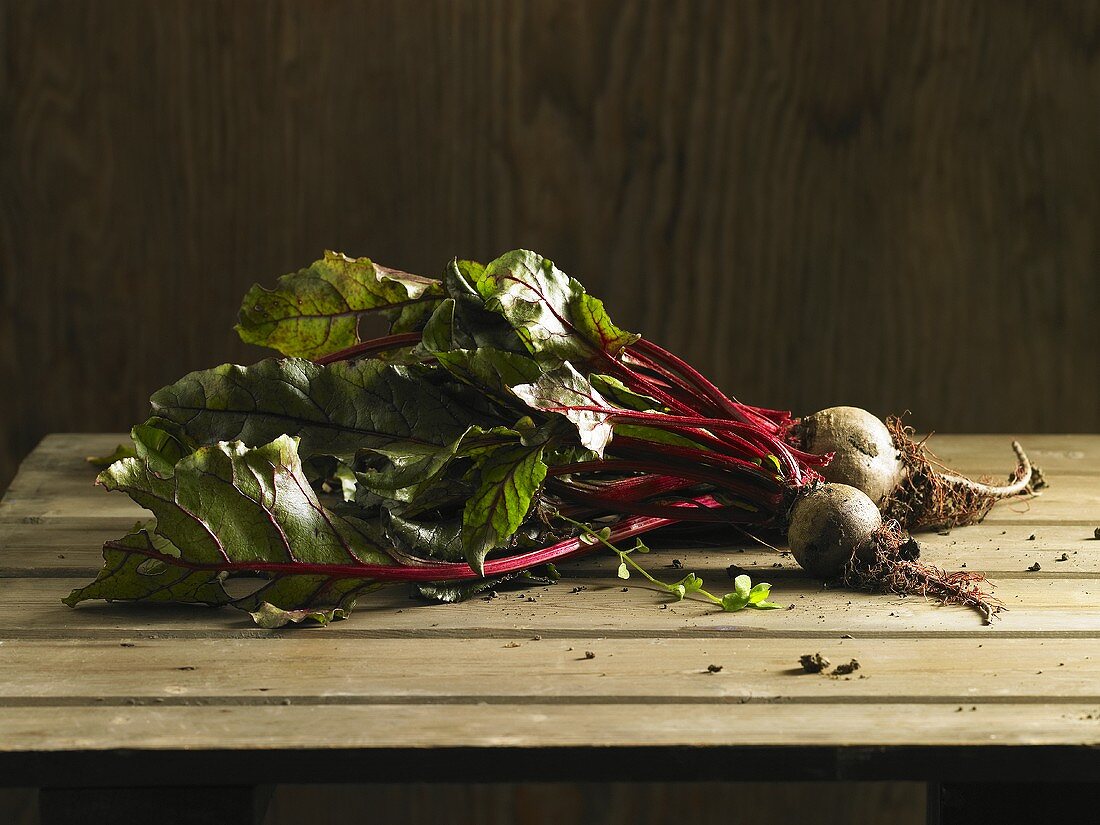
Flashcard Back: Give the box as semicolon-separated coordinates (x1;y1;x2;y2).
461;443;548;575
612;423;707;450
236;250;442;358
330;462;358;502
417;296;544;398
677;573;704;593
150;357;505;463
444;258;485;300
617;562;630;579
63;529;230;608
130;418;199;474
748;582;773;604
250;602;350;628
416;572;519;604
435;347;545;398
734;574;752;599
511;363;616;456
588;374;663;412
420;272;528;355
475;250;639;363
86;444;137;468
240;577;381;627
720;576;780;612
69;436;398;625
358;424;523;504
720;591;750;612
383;512;465;562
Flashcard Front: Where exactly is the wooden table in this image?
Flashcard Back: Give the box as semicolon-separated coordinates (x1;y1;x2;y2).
2;434;1099;824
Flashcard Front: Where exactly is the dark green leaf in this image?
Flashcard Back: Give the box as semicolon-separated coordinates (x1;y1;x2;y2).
415;573;518;604
358;424;522;504
422;271;528;355
69;436;398;625
383;511;465;562
461;443;548;575
63;529;230;608
150;357;505;463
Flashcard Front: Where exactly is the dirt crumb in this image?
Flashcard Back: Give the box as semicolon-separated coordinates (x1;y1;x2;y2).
706;664;723;673
833;659;861;676
1027;562;1041;572
799;653;830;673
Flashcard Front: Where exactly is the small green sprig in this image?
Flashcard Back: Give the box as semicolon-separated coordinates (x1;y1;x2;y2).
560;514;782;612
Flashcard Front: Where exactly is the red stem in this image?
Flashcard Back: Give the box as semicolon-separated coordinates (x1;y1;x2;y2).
315;332;424;365
611;436;783;490
628;339;786;434
620;348;728;419
549;457;782;510
549;405;807;477
551;489;768;524
104;509;691;584
560;473;700;502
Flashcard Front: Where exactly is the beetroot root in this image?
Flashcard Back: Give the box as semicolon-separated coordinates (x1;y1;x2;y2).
793;407;1039;531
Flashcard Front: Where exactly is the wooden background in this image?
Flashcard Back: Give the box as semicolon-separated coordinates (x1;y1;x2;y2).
0;2;1097;820
2;0;1099;493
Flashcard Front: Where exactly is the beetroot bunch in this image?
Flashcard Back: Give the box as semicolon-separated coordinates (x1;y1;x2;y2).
70;250;1037;626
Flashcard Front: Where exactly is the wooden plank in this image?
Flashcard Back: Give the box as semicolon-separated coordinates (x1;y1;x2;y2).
0;638;1097;704
4;433;1096;519
1;702;1098;753
3;575;1099;637
5;521;1099;577
919;436;1100;477
3;434;1096;526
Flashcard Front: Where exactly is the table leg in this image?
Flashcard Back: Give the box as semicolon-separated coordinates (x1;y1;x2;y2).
928;782;1099;824
38;784;272;825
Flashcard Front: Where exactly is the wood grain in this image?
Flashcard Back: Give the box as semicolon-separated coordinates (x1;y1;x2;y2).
2;637;1098;702
3;435;1099;822
2;0;1098;497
